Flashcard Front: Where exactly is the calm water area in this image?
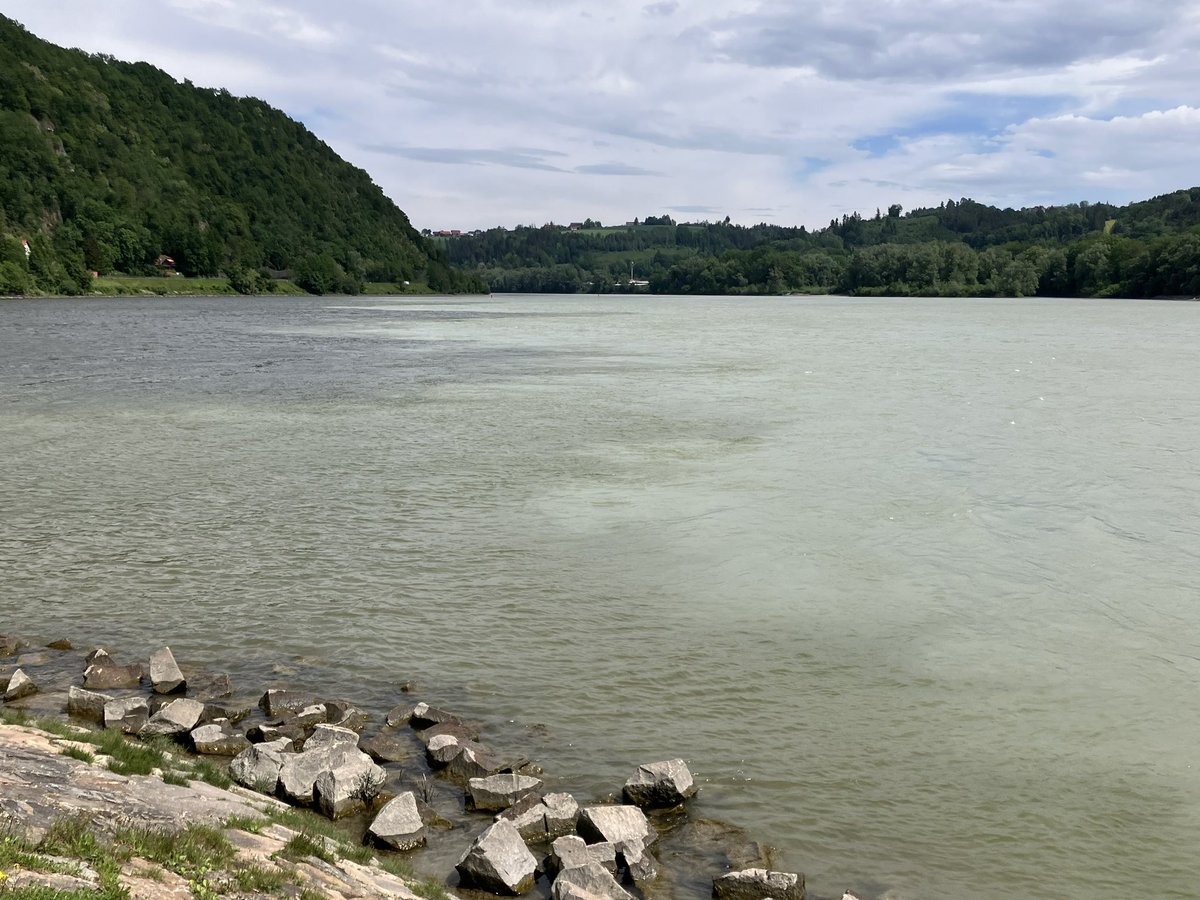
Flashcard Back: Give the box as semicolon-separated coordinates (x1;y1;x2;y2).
2;293;1199;898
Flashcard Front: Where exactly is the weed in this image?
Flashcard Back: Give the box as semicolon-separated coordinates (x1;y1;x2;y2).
189;759;232;790
222;815;268;834
278;831;335;865
161;770;191;787
60;745;96;764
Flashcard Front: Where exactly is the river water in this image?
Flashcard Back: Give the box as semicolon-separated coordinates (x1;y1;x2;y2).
2;294;1198;898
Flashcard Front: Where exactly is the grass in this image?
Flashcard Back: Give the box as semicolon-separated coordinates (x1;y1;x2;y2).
88;275;308;297
190;759;232;790
59;746;96;764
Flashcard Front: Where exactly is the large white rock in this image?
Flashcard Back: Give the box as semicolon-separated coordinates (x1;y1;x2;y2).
712;868;805;900
139;698;205;738
548;836;617;877
577;806;656;848
368;792;427;850
149;646;186;694
67;686;109;722
469;773;544;811
3;668;37;702
622;758;697;807
230;738;292;793
312;748;385;819
456;819;538;894
103;696;149;734
501;791;580;843
551;861;635;900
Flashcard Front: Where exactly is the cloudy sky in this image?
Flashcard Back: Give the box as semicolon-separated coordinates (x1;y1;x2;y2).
4;1;1199;231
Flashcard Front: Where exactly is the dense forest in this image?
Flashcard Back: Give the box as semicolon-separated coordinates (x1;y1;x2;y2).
445;191;1200;298
0;15;482;296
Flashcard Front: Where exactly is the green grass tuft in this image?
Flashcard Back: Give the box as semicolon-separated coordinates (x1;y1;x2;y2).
60;745;96;764
189;759;232;790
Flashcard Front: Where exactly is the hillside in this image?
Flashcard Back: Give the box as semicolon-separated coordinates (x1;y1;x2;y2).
0;15;481;296
445;190;1200;298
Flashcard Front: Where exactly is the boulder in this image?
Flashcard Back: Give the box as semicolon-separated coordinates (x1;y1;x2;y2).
712;869;805;900
190;721;251;756
246;722;306;745
103;696;149;734
622;758;697;808
841;893;867;900
323;699;368;732
0;635;24;656
456;819;538;895
313;749;386;819
469;773;544;811
616;837;657;884
425;732;473;766
294;703;331;731
552;861;635;900
548;836;618;877
85;648;111;664
148;646;186;694
230;738;292;793
303;723;361;752
66;685;109;722
419;721;478;746
409;702;463;730
385;702;418;727
139;698;205;738
187;672;233;700
577;806;656;848
46;638;73;650
359;728;413;763
500;791;579;843
15;651;49;667
367;792;427;850
201;701;253;725
258;688;316;717
3;668;38;702
447;743;508;780
83;662;143;690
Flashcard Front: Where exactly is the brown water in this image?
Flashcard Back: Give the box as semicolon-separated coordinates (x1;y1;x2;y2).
2;294;1199;898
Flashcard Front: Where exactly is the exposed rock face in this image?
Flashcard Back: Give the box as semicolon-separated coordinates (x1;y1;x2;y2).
258;689;316;717
551;861;636;900
190;721;251;756
4;668;38;701
66;686;109;722
367;792;427;850
456;819;538;895
712;868;805;900
149;646;186;694
83;661;143;689
577;806;656;848
548;835;618;877
500;791;580;843
139;698;205;738
230;738;292;793
469;773;544;811
359;727;413;763
622;758;697;808
103;697;149;734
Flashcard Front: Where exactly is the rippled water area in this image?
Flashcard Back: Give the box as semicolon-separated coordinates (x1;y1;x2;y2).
2;294;1199;898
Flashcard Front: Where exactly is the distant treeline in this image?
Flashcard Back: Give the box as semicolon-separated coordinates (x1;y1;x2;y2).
445;191;1200;298
0;15;483;296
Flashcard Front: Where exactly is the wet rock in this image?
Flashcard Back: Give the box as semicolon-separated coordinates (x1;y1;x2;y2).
712;869;804;900
359;727;413;763
85;648;111;664
500;791;580;843
190;721;251;756
367;791;427;850
83;661;143;690
246;722;306;745
409;702;463;730
419;721;479;745
294;703;331;730
385;702;418;727
46;638;73;651
447;743;508;780
456;819;538;895
0;634;25;656
577;806;656;848
103;697;149;734
841;892;867;900
552;861;635;900
616;837;657;885
548;835;618;877
4;668;38;702
324;700;368;732
622;758;697;808
258;689;316;717
139;698;205;738
16;651;50;667
149;646;186;694
200;701;253;725
304;723;361;752
469;773;545;811
187;672;233;701
66;686;109;722
313;749;386;819
230;738;293;793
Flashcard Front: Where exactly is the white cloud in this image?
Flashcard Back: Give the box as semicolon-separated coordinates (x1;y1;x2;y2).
3;0;1199;229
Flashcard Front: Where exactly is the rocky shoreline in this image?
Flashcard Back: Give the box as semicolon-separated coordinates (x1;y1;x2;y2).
1;632;864;900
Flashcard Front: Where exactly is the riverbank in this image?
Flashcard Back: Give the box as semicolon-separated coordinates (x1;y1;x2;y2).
0;276;445;298
1;632;836;900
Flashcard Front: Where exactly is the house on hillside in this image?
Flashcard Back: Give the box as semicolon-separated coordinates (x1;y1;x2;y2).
155;254;178;275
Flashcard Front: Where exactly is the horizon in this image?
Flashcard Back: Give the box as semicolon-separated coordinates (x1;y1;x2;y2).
2;2;1199;234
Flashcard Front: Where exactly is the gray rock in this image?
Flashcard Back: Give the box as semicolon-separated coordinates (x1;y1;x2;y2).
447;743;507;780
103;696;149;734
0;634;24;656
385;702;417;727
409;702;463;730
548;835;618;877
841;893;867;900
4;668;38;702
66;686;109;722
246;722;306;745
187;672;233;701
456;819;538;894
615;837;657;884
85;648;111;664
323;699;368;732
15;652;49;667
367;792;427;850
258;688;316;717
469;773;545;811
190;721;251;756
83;662;143;690
230;739;292;793
712;869;805;900
577;806;656;848
501;791;579;843
201;701;253;725
359;728;413;763
622;758;697;808
419;721;479;745
139;698;205;738
552;861;635;900
313;748;386;819
45;638;73;651
149;646;186;694
425;732;471;766
303;723;361;752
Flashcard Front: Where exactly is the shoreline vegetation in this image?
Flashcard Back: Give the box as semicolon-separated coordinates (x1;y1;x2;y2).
1;631;842;900
0;276;443;300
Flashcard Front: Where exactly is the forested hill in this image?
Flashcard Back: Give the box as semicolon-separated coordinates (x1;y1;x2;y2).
444;189;1200;298
0;16;480;296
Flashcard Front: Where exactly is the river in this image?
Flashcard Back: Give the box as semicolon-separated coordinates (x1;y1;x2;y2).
2;293;1198;898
